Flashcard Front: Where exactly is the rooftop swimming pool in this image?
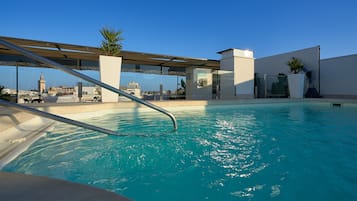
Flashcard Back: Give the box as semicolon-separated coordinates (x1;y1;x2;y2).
3;102;357;201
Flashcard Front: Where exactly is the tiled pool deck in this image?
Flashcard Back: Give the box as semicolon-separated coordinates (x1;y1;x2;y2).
0;171;131;201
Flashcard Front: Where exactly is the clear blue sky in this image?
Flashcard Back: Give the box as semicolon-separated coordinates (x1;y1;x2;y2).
1;0;357;90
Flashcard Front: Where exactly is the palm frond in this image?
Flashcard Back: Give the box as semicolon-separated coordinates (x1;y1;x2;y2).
287;57;304;74
100;27;123;56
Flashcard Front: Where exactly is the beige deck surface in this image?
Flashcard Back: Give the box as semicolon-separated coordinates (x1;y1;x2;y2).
0;107;36;131
0;172;131;201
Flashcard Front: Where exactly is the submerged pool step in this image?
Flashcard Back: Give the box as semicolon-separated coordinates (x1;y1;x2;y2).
331;103;343;107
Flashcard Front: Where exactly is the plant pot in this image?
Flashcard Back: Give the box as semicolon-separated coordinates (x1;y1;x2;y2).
288;73;305;98
99;55;122;102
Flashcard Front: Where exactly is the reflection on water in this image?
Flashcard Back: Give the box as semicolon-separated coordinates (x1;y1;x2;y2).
198;112;274;198
4;104;357;201
231;184;265;198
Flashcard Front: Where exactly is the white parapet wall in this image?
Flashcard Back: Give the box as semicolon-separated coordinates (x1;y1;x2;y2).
99;55;122;102
219;49;255;99
255;46;320;93
320;54;357;98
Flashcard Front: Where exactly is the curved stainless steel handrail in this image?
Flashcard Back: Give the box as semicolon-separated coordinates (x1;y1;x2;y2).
0;99;119;136
0;38;177;130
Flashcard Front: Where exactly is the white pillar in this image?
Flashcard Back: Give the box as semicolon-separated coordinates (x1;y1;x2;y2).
218;49;254;99
185;67;212;100
99;55;122;102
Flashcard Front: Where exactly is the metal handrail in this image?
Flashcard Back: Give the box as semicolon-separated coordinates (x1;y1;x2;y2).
0;99;119;136
0;38;177;131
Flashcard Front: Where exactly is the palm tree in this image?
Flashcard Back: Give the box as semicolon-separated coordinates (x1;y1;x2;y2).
100;27;123;56
287;57;304;74
179;79;186;95
180;79;186;90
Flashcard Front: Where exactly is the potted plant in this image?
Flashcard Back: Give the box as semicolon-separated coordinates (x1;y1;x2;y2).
99;27;124;102
287;57;304;74
100;27;123;56
287;57;305;98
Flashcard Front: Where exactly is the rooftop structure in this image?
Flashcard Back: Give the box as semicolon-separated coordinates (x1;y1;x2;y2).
0;36;219;76
2;36;357;100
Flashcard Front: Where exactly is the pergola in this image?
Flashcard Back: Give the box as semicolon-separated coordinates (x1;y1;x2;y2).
0;36;219;75
0;36;183;132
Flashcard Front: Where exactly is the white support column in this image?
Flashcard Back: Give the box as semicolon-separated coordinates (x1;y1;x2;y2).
99;55;122;102
219;49;254;99
185;67;212;100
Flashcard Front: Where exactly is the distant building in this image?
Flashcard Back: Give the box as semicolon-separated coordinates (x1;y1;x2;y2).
74;85;101;102
126;82;142;98
119;82;142;101
38;73;46;94
48;86;75;96
1;88;11;95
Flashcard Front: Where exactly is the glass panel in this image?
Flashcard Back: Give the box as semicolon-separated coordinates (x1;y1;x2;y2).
1;64;187;103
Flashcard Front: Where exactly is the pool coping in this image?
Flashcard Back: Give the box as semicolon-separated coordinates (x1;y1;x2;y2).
0;117;54;169
0;171;132;201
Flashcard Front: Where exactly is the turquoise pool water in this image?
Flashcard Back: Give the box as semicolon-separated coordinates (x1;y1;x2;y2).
3;103;357;201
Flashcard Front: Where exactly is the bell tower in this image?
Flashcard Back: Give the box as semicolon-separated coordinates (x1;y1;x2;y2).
38;73;46;94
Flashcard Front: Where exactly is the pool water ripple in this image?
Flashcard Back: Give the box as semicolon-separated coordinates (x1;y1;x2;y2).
3;103;357;201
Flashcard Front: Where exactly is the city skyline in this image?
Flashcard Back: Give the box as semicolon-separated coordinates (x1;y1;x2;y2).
0;66;182;92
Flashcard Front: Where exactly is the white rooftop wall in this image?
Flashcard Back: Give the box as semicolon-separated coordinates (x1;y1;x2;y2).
255;46;320;92
320;54;357;98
